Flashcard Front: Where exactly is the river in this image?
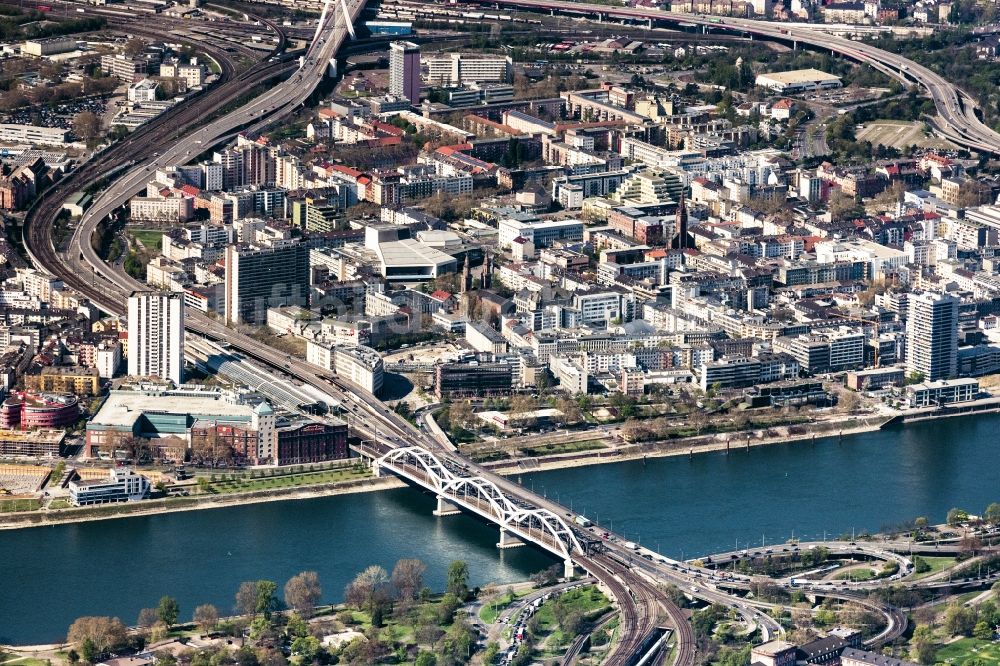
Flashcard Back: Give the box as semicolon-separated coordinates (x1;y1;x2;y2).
2;415;998;645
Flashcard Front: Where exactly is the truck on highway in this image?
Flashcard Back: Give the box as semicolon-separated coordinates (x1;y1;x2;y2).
574;515;592;527
624;541;639;550
789;577;804;587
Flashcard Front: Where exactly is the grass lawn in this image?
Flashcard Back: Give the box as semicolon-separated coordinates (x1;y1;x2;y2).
533;586;611;655
480;589;530;624
1;658;52;666
48;498;72;510
129;228;167;251
937;638;1000;666
521;439;608;457
200;467;371;495
911;556;957;580
0;498;41;512
834;567;875;581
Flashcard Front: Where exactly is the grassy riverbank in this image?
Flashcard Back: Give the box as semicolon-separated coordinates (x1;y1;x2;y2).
0;412;894;531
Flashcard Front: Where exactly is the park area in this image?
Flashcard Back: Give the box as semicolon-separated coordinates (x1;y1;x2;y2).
855;120;957;151
937;638;1000;666
197;465;371;495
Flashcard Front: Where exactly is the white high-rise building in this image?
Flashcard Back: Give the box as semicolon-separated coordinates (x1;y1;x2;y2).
906;291;959;381
389;41;420;104
127;291;185;384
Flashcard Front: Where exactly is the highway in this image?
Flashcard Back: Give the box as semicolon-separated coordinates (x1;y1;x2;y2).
467;0;1000;155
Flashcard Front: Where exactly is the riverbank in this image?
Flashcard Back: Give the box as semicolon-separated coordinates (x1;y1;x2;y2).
0;476;407;531
0;411;922;531
483;413;893;474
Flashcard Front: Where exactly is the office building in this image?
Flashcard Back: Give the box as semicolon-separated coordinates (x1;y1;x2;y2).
389;41;420;104
906;291;959;381
425;53;513;85
435;361;514;399
0;123;67;146
127;291;185;385
69;467;151;506
225;243;310;324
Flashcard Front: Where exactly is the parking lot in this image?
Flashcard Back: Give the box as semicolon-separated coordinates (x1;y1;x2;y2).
2;96;108;131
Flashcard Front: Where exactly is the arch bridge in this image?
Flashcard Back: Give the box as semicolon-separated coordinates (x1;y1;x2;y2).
372;446;598;576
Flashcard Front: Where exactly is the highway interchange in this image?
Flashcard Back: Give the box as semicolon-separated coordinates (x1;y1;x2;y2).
14;0;1000;663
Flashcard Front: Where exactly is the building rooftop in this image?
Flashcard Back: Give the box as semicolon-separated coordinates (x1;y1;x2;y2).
88;388;254;429
757;69;842;85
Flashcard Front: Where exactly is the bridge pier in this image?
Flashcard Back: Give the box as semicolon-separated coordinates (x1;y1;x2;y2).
497;528;525;549
433;495;462;517
564;559;576;579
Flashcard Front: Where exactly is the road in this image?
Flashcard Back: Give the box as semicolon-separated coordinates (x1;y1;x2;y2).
466;0;1000;155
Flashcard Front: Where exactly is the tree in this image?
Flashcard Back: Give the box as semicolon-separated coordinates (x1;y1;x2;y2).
828;189;861;221
67;617;128;657
80;639;97;664
157;596;179;627
530;564;562;588
554;397;584;426
344;565;392;621
446;560;469;600
947;507;969;525
910;624;936;664
73;110;101;143
284;571;322;618
944;603;976;636
137;608;159;629
391;558;426;603
985;502;1000;525
914;516;929;530
236;581;258;618
414;653;437;666
838;391;860;414
254;581;279;619
290;635;321;661
438;618;475;666
448;401;475;431
508;395;538;428
123;38;147;57
973;620;994;641
235;580;278;620
193;604;219;633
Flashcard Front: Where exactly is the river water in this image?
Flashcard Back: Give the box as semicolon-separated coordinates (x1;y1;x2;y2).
2;415;998;644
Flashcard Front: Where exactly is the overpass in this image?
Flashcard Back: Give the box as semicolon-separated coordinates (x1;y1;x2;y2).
467;0;1000;154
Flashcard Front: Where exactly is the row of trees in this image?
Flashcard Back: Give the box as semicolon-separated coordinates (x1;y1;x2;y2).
66;572;324;664
947;503;1000;526
343;559;468;627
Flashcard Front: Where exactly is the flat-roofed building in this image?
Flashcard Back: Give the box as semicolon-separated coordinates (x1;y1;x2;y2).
0;123;67;146
70;467;150;506
25;366;100;396
425;53;513;85
905;378;978;408
0;428;65;456
498;217;584;249
755;68;842;94
22;37;77;57
435;361;513;399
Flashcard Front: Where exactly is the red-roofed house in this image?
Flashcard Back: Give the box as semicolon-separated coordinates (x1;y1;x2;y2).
771;99;796;121
429;290;457;312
